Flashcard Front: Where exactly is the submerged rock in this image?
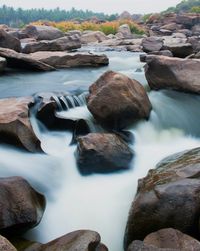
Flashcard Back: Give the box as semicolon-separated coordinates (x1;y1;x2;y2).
0;56;6;72
145;55;200;94
124;147;200;249
0;29;21;52
0;176;45;236
76;133;134;175
0;48;55;71
0;97;42;152
30;51;109;68
22;35;81;53
22;25;64;40
87;71;152;129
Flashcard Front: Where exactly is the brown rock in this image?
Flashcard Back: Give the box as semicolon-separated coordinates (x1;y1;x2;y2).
76;133;134;174
128;240;177;251
22;35;81;54
87;71;152;129
124;147;200;248
145;55;200;94
116;24;133;39
0;48;55;71
142;37;164;53
30;51;109;68
0;235;17;251
176;14;200;28
0;97;42;152
165;43;193;58
22;25;64;40
0;176;45;235
0;29;21;52
81;31;108;44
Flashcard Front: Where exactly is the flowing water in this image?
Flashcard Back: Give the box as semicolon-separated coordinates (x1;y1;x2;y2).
0;49;200;251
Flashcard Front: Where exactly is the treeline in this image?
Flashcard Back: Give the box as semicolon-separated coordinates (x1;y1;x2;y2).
165;0;200;13
0;5;118;27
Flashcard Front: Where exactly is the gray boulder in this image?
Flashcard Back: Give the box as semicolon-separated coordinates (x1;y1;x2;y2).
0;29;21;52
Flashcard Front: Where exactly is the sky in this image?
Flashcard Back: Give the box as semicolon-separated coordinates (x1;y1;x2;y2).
0;0;182;14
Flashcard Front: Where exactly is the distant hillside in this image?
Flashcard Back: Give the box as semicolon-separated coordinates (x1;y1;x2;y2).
165;0;200;13
0;5;118;27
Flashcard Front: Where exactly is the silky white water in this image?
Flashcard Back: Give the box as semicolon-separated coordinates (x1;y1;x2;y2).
0;51;200;251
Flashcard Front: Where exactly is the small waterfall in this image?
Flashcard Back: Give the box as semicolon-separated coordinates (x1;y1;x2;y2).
52;92;88;111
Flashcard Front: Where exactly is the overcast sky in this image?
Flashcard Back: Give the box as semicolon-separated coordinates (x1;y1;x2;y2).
0;0;182;14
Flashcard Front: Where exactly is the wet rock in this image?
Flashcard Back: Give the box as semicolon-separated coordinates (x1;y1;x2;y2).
22;35;81;53
0;56;6;72
165;43;193;58
76;133;134;174
22;230;108;251
0;48;55;71
0;235;17;251
145;55;200;94
142;37;164;53
22;25;64;40
0;29;21;52
87;71;152;129
30;51;109;68
116;24;133;39
81;31;108;44
124;147;200;248
0;176;45;236
0;97;42;152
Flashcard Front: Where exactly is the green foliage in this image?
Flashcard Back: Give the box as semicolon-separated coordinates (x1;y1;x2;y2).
0;5;119;27
191;6;200;12
164;0;200;13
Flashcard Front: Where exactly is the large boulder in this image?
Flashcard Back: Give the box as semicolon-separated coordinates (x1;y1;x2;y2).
116;24;133;39
22;35;81;54
30;51;109;68
87;71;152;129
76;133;134;174
176;14;200;29
0;56;6;72
22;25;64;40
145;55;200;94
165;42;193;58
187;36;200;53
21;230;108;251
0;48;55;71
0;29;21;52
81;31;108;44
0;235;17;251
142;37;164;53
0;97;42;152
0;176;45;235
124;147;200;249
128;229;200;251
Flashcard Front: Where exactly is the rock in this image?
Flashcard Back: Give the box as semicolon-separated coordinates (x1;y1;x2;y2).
176;14;200;29
116;24;133;39
126;44;142;52
0;48;55;71
192;24;200;36
81;31;108;44
160;23;182;31
22;35;81;53
119;11;133;20
187;36;200;53
0;235;17;251
87;71;152;129
0;29;21;52
22;25;64;40
0;56;6;72
144;228;200;250
23;230;107;251
159;29;173;36
149;50;173;57
124;147;200;248
165;43;193;58
65;30;82;37
142;37;163;53
127;240;176;251
178;29;192;37
172;32;186;39
0;97;42;152
76;133;134;175
30;51;109;68
0;176;45;235
145;55;200;94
